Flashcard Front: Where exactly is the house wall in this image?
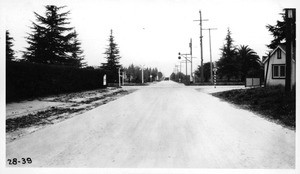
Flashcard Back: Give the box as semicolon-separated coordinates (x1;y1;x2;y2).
265;49;285;86
264;48;296;87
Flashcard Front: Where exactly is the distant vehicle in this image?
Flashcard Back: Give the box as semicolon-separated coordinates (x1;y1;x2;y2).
164;77;169;81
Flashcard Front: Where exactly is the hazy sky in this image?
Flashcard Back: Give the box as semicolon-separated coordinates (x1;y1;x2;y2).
1;0;299;76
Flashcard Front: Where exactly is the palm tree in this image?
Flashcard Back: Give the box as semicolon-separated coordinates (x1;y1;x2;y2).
237;45;262;81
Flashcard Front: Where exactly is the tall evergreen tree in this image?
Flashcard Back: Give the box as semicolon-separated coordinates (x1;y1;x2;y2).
217;28;238;81
6;30;15;61
101;30;121;82
23;23;48;63
266;14;285;49
266;10;296;49
69;30;86;67
124;64;162;83
23;5;84;67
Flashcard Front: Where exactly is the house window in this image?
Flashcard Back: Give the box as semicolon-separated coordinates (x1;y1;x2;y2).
272;64;285;79
280;66;285;77
277;49;282;59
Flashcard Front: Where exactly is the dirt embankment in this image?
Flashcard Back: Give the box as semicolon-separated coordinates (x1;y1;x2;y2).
6;87;137;143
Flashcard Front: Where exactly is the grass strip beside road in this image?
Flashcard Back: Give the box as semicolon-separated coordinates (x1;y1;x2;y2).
212;86;295;129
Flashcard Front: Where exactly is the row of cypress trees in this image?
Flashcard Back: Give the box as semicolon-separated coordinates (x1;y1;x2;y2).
211;10;292;82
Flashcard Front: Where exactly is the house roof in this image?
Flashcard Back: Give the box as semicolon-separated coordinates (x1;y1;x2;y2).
278;43;286;51
263;44;286;64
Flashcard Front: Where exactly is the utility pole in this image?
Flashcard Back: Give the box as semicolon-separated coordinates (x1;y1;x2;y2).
285;8;296;92
189;38;193;83
203;28;217;84
194;10;208;83
118;68;121;87
179;61;185;74
175;64;179;81
182;54;187;78
178;52;191;84
179;61;184;83
175;65;179;74
186;54;188;81
141;65;144;84
179;62;182;74
123;71;125;85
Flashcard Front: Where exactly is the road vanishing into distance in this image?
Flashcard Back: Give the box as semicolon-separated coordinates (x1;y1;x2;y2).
6;81;295;168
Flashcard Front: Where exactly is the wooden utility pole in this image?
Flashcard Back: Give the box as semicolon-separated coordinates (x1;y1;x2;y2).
190;38;193;83
203;28;217;84
285;8;296;92
194;11;208;83
118;68;121;87
141;65;144;84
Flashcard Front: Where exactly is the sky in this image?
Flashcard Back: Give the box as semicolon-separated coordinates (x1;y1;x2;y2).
1;0;299;77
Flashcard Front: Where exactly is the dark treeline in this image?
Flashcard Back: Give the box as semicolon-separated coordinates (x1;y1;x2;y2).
6;5;160;84
170;72;186;82
216;28;263;82
123;64;163;83
192;9;292;84
171;28;263;83
6;61;105;102
192;28;263;83
5;5;108;102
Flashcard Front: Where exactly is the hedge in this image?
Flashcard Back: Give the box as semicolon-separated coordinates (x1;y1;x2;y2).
6;61;108;102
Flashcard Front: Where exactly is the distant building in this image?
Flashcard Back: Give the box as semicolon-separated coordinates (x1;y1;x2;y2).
263;43;296;87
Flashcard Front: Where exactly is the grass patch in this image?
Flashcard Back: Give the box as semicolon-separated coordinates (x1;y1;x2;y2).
212;85;295;129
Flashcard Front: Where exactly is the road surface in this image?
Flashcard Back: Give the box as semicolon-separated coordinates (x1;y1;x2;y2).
6;81;295;168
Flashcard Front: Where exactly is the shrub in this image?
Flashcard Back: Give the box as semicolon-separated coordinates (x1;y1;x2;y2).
6;61;107;102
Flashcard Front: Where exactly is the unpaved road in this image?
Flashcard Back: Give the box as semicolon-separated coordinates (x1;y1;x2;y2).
6;81;295;168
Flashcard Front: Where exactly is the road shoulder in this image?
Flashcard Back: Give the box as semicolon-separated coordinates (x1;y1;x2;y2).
6;87;138;143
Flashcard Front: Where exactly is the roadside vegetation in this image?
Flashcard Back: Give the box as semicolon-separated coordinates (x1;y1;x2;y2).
212;85;295;129
171;28;264;83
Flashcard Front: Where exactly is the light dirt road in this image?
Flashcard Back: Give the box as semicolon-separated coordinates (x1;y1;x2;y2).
6;81;295;168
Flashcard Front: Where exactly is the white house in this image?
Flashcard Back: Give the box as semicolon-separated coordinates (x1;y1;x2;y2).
263;44;296;87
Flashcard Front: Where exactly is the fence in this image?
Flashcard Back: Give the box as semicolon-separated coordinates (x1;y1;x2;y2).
245;78;261;87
